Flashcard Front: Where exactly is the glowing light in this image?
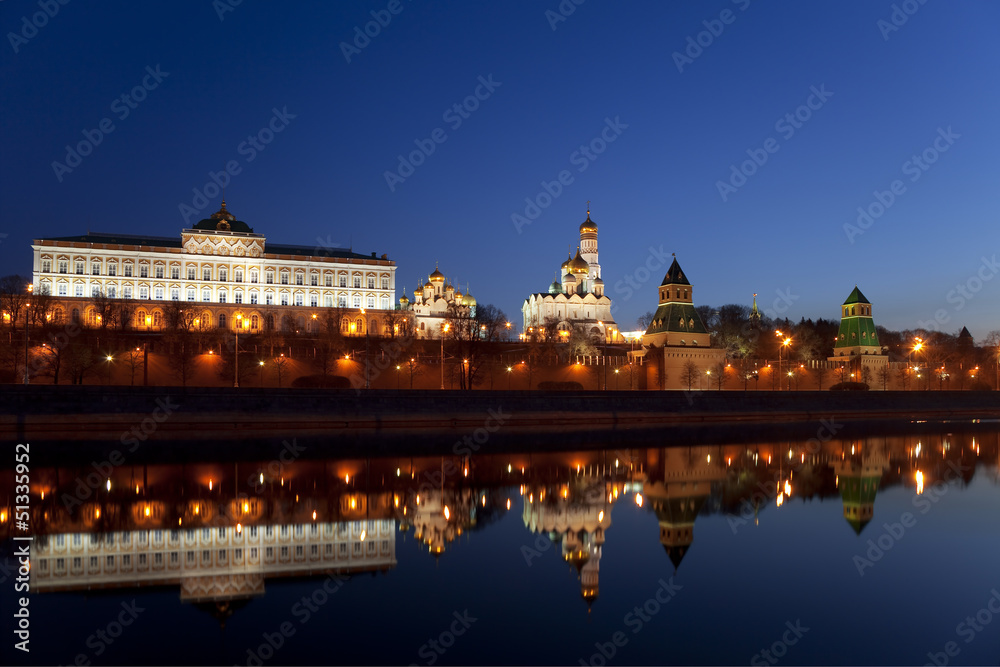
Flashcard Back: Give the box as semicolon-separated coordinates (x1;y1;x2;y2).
345;474;350;483
236;522;242;533
396;468;401;476
209;479;213;491
194;505;200;515
482;495;486;507
312;510;317;520
784;480;792;496
444;506;451;520
776;493;784;507
916;470;924;495
506;498;511;510
350;497;356;509
394;495;400;508
416;495;420;505
0;511;6;523
144;506;150;517
94;508;100;519
598;510;604;522
635;493;643;507
463;467;468;477
242;501;249;513
259;473;264;484
507;464;512;473
360;529;367;542
706;454;711;463
529;493;534;503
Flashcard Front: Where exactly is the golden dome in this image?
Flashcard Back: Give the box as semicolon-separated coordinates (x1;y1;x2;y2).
579;213;597;236
462;291;476;307
568;248;590;275
561;254;572;271
429;268;445;282
399;294;409;304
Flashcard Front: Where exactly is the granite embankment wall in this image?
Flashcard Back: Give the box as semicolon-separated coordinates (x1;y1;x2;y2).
2;386;998;451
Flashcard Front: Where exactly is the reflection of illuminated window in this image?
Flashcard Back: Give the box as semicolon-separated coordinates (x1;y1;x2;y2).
295;525;303;537
170;553;178;564
56;558;65;569
201;551;210;562
266;547;274;559
218;550;227;561
296;546;304;558
235;549;242;560
310;545;318;557
325;544;333;556
106;556;114;567
280;526;289;537
89;557;98;569
340;543;347;556
138;554;146;565
250;548;258;559
280;546;289;558
73;557;81;569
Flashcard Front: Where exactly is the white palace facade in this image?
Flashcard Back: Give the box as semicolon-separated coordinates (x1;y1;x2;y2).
521;209;617;342
30;201;397;334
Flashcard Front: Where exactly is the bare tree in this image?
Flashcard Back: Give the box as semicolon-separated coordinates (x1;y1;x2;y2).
877;365;891;390
712;361;728;390
895;365;911;390
681;360;700;390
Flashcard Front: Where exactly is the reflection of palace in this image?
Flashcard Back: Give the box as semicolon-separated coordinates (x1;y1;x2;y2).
31;519;396;607
3;431;994;614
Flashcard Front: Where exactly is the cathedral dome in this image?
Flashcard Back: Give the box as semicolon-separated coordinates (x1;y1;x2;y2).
568;249;590;275
462;290;477;307
579;214;598;236
399;294;409;305
193;200;253;233
548;280;562;295
429;268;445;283
561;254;572;272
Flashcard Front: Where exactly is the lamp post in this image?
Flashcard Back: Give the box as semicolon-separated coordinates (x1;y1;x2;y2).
106;354;114;385
361;307;370;389
440;323;449;390
23;283;32;384
506;366;513;390
234;314;248;387
614;368;620;390
259;360;265;387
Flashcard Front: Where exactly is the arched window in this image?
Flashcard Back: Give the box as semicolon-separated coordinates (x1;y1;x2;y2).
355;317;364;333
218;313;227;329
251;314;259;330
71;308;80;323
153;312;162;328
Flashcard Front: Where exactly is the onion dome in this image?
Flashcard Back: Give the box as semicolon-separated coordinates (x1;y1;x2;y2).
423;281;434;289
429;267;445;283
445;282;454;292
568;248;590;275
592;277;604;286
548;273;562;294
454;290;463;302
462;288;477;307
192;199;253;233
399;294;409;305
212;200;236;222
579;212;598;237
563;271;577;284
561;254;572;272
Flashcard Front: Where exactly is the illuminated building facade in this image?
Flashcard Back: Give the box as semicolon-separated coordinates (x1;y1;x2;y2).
521;210;617;342
30;201;397;335
404;266;476;339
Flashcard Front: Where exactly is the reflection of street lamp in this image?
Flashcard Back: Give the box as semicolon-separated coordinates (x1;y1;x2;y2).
614;367;620;390
506;366;513;390
23;283;32;384
259;360;265;387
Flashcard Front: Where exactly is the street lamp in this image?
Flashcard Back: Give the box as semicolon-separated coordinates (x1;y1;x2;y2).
506;366;513;390
440;322;449;390
775;332;792;390
234;314;249;387
106;354;114;385
614;367;620;390
259;360;265;387
23;283;32;384
360;307;370;389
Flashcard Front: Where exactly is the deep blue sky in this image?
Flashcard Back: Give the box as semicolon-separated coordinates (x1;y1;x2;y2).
2;1;998;338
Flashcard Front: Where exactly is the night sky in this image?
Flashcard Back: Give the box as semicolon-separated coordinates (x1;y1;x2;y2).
2;1;998;337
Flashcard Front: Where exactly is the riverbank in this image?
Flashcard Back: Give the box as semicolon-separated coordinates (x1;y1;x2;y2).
2;386;998;462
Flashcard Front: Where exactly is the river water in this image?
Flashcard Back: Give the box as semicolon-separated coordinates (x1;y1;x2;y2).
2;424;999;665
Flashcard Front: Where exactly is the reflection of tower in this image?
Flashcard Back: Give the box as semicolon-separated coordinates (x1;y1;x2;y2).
522;476;611;606
833;444;889;534
644;447;726;573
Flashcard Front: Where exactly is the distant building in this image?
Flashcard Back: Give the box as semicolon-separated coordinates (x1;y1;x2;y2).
30;201;396;335
828;286;888;384
521;209;617;343
631;255;726;389
403;266;476;339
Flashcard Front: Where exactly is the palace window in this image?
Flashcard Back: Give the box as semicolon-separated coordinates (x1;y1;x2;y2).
218;314;226;328
155;266;164;279
367;296;375;309
235;269;243;283
92;263;100;275
310;295;318;307
280;293;288;306
367;276;375;289
235;291;243;304
353;275;361;288
339;275;347;288
155;287;164;300
219;268;228;282
91;286;100;298
58;284;67;296
311;275;318;286
338;295;347;308
139;287;148;299
381;276;389;290
219;291;227;304
171;267;179;280
58;260;67;274
188;267;196;280
266;272;274;284
124;286;132;299
250;271;258;284
280;272;288;285
108;287;116;298
203;268;211;281
108;263;116;276
171;288;180;301
295;274;303;286
202;289;210;302
295;294;303;306
75;261;84;274
324;295;333;307
140;265;149;278
265;293;273;305
325;275;332;287
250;291;258;304
187;288;195;301
42;259;51;273
353;295;361;308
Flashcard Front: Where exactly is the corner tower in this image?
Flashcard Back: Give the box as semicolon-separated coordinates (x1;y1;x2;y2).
833;287;882;357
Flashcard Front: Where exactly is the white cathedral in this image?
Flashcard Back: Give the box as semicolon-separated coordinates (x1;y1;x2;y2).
521;209;617;342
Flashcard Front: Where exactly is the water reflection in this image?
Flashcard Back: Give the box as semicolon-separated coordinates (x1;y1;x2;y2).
4;429;995;621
